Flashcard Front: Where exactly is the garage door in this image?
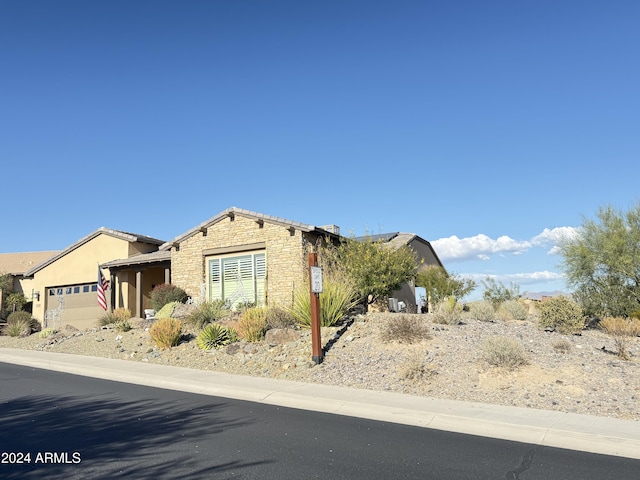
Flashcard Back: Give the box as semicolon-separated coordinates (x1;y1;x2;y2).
46;283;105;330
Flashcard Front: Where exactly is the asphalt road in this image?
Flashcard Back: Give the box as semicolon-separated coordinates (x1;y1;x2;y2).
0;362;638;479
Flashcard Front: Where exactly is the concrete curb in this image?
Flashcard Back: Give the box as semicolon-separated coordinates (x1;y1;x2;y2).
1;348;638;459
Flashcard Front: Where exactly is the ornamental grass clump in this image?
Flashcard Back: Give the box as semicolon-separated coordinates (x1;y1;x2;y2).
481;336;529;369
149;318;182;349
536;296;585;335
599;317;640;360
237;307;268;342
187;300;230;330
196;323;238;350
99;308;131;326
380;314;431;344
4;311;37;337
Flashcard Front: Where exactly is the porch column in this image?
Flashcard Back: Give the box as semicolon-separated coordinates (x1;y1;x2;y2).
164;267;170;284
136;270;143;318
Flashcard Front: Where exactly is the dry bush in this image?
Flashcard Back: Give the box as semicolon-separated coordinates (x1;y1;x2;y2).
468;301;496;322
551;338;572;354
237;307;268;342
266;306;298;329
399;351;437;381
481;336;529;369
432;297;464;325
599;317;640;360
149;318;182;349
379;314;431;344
497;300;528;321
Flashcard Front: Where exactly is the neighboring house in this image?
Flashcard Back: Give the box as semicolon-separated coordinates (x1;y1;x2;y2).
0;251;60;316
23;228;165;330
159;207;341;309
355;232;444;313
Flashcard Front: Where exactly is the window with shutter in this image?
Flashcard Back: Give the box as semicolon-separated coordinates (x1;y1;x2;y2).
208;251;266;308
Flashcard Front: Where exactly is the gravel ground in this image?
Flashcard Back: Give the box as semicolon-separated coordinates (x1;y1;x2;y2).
1;312;639;422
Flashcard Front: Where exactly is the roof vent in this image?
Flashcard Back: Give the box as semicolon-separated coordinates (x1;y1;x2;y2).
320;225;340;235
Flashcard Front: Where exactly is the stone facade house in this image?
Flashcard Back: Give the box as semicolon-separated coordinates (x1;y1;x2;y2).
159;207;341;309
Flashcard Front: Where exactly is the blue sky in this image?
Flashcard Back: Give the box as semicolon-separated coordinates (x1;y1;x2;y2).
2;1;639;299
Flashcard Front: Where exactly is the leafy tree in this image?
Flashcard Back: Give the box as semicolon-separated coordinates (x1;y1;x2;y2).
5;292;27;313
0;272;14;319
481;277;521;309
415;266;476;309
559;202;640;317
321;237;418;307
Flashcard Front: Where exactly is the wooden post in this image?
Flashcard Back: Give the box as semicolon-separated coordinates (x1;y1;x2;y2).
309;253;323;364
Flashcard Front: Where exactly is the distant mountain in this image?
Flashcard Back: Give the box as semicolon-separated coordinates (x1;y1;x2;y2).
521;291;567;301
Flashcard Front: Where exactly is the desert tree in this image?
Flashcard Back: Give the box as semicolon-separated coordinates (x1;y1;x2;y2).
559;202;640;317
415;266;476;310
320;236;418;309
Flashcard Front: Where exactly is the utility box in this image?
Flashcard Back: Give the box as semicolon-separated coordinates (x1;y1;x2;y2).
388;297;399;312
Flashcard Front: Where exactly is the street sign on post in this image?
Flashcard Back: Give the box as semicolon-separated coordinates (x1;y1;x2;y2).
308;253;323;364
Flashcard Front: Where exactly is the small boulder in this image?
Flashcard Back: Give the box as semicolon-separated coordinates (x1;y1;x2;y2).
265;328;301;346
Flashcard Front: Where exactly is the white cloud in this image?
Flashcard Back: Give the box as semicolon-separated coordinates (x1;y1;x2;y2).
432;226;578;263
460;270;565;286
531;226;579;254
431;234;531;263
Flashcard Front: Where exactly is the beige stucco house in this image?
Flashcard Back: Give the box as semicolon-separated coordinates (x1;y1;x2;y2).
23;228;165;330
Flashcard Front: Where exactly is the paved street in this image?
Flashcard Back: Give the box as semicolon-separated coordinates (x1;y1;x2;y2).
1;362;639;479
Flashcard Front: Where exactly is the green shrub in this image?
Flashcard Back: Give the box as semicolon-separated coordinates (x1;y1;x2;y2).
498;300;528;321
196;323;238;350
114;320;132;332
380;314;431;344
628;309;640;320
537;296;585;335
4;311;37;337
149;318;182;349
599;317;640;360
469;301;496;322
481;336;529;369
187;300;230;330
432;297;464;325
155;301;180;319
290;277;359;327
150;284;188;311
237;307;268;342
265;306;297;329
39;328;56;338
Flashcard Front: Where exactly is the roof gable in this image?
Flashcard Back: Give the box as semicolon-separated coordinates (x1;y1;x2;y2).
24;227;165;277
160;206;338;250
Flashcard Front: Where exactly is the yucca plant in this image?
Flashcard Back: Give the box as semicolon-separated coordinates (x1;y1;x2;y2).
290;276;359;327
196;323;238;350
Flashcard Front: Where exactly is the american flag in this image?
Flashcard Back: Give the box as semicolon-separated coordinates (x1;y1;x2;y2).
97;267;109;310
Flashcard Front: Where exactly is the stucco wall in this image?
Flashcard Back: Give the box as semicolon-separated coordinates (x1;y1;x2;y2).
170;215;318;308
30;235;133;324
